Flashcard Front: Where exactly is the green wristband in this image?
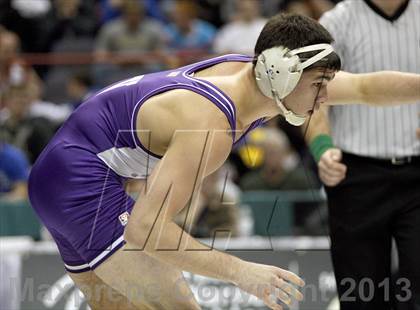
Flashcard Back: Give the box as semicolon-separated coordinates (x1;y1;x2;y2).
310;134;334;163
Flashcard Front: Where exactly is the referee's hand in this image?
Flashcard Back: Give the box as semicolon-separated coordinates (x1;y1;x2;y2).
318;148;347;187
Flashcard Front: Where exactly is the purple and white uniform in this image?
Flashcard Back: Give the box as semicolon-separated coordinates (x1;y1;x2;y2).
28;54;263;273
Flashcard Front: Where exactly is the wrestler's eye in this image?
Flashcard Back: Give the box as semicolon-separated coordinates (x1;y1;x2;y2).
313;82;322;87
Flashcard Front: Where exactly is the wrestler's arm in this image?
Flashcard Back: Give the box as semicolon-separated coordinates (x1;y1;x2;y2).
327;71;420;106
125;127;241;282
305;105;330;142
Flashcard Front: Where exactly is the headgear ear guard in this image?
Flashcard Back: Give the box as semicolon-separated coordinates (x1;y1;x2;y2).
254;43;335;126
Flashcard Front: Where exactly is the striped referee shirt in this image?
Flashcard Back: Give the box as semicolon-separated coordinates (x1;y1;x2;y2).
320;0;420;158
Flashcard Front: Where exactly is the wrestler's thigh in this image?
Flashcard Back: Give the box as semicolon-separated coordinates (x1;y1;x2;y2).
94;243;201;309
68;270;141;310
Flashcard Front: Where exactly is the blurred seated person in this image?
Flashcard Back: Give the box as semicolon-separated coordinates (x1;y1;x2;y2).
98;0;166;24
0;28;70;123
0;141;29;201
228;116;316;185
164;0;216;50
94;0;166;85
0;85;55;164
213;0;266;55
0;29;42;103
239;128;324;235
175;166;241;238
239;127;317;191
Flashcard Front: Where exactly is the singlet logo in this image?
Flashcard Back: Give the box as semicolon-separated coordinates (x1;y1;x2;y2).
118;211;130;226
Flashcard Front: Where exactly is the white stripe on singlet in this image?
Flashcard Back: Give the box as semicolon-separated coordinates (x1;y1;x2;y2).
320;0;420;158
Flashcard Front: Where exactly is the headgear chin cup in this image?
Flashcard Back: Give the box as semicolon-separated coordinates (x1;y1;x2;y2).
254;43;335;126
279;103;308;126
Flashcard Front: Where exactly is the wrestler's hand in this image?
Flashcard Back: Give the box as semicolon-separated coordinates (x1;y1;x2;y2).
318;148;347;187
235;261;305;309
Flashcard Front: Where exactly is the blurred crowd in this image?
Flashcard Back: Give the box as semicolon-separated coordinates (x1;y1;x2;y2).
0;0;340;238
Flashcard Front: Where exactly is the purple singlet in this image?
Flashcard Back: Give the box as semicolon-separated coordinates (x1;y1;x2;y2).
28;54;264;273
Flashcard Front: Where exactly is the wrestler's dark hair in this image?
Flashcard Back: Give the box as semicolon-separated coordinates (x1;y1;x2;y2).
253;13;341;71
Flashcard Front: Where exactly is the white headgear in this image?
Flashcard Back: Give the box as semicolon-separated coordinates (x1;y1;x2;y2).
254;43;334;126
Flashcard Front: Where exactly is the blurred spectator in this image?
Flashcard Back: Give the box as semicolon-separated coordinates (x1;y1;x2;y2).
0;142;29;201
239;127;323;235
66;70;95;109
239;128;316;190
94;0;166;85
175;166;241;238
0;28;71;123
0;29;43;104
218;0;282;24
213;0;267;55
99;0;166;24
228;116;319;187
0;85;55;164
164;0;216;50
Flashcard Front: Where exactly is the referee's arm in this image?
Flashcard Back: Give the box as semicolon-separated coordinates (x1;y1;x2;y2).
328;71;420;106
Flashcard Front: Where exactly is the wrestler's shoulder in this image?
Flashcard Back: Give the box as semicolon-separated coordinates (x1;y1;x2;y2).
140;89;232;131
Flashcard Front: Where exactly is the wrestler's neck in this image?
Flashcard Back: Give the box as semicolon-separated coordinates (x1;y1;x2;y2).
370;0;407;16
